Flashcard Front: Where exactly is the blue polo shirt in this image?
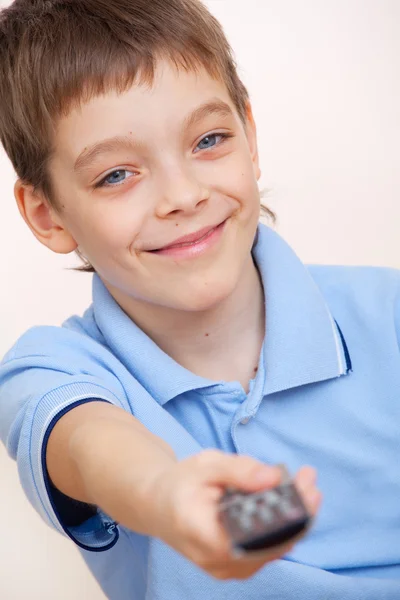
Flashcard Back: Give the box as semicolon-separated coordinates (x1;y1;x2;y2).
1;223;400;599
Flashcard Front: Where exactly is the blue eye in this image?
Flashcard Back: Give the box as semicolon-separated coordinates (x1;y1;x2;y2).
197;134;219;150
100;169;131;187
195;133;231;153
107;170;126;183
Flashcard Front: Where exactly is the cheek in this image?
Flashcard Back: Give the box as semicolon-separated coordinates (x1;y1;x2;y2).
216;152;260;200
73;205;143;256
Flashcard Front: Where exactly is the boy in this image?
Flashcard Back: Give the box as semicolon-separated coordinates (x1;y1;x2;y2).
0;1;399;598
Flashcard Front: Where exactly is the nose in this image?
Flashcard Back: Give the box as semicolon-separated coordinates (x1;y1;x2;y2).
154;164;210;218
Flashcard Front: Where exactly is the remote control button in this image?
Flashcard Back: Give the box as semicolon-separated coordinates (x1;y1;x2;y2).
258;503;274;524
265;490;280;507
229;505;243;522
279;499;295;517
238;514;254;532
241;497;259;517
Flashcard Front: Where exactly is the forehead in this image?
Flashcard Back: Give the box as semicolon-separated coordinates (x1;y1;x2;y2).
54;61;238;157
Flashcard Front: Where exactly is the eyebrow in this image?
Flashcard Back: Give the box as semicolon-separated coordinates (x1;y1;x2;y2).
74;136;144;175
183;99;234;131
73;99;234;174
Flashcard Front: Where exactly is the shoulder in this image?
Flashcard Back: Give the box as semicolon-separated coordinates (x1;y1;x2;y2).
307;264;400;344
3;304;101;361
307;264;400;304
1;306;122;386
0;311;132;446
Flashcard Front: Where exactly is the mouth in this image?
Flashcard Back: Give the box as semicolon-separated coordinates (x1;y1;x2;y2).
148;219;228;258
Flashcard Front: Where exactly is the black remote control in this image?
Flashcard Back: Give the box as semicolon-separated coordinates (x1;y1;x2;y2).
218;468;311;555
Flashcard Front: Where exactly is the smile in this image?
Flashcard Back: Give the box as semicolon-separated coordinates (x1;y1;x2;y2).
149;219;228;259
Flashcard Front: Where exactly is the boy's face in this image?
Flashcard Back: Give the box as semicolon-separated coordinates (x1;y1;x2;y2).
27;60;262;311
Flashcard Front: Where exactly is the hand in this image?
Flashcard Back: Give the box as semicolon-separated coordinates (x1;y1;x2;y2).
148;449;322;580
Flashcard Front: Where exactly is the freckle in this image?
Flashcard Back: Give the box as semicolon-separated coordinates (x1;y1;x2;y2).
205;333;209;337
254;367;258;373
175;223;179;226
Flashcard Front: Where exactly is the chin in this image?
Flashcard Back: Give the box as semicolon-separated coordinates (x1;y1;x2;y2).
172;272;238;313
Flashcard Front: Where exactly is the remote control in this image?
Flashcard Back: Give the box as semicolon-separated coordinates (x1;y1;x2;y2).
218;467;311;555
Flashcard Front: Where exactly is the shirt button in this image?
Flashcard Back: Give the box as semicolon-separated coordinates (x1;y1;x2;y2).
240;417;250;425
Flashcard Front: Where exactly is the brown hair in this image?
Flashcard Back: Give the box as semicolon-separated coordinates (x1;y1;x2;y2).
0;0;275;272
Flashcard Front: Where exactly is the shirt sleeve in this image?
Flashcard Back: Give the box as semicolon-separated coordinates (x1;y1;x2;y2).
0;325;132;552
395;276;400;352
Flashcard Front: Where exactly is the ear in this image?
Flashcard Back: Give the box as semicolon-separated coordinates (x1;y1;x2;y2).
244;102;261;181
14;180;78;254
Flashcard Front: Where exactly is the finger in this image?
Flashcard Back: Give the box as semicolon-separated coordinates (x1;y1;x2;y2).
197;451;282;493
293;466;322;516
304;488;322;516
212;558;274;581
294;465;317;487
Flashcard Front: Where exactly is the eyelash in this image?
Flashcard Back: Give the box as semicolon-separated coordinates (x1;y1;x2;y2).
94;132;234;189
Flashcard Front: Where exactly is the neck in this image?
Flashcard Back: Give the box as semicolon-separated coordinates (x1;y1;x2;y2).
107;253;265;392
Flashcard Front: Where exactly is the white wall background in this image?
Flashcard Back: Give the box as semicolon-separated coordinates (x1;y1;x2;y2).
0;0;399;598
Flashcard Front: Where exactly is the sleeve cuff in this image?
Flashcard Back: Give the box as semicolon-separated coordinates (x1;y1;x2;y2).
29;383;123;552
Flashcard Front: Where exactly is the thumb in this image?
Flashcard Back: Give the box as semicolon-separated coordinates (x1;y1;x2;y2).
204;452;282;494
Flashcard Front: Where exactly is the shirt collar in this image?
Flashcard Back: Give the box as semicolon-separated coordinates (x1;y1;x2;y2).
92;223;352;405
252;225;351;399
